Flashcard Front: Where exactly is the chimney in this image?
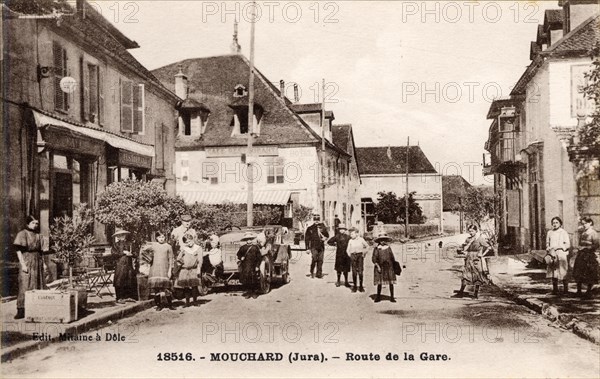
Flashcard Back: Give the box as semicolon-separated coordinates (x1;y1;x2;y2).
293;84;299;103
175;65;188;99
230;19;241;54
279;80;285;99
77;0;86;18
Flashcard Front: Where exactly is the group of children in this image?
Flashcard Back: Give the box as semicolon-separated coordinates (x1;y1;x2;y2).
327;223;400;303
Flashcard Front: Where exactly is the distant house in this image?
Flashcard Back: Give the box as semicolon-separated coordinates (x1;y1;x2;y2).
355;146;442;231
152;51;362;230
442;175;472;234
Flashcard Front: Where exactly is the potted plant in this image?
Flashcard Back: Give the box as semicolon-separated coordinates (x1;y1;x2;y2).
50;204;95;311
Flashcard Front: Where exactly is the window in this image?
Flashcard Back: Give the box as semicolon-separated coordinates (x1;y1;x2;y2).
180;157;190;185
53;42;68;111
182;112;192;135
233;84;247;97
82;63;102;123
267;157;284;184
155;123;165;170
120;80;145;134
231;106;263;135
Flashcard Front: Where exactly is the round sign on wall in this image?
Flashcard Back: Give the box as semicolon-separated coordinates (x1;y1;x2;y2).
59;77;78;93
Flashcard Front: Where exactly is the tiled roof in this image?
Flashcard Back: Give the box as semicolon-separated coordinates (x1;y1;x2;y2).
181;98;210;111
442;175;472;211
486;98;516;119
542;14;600;57
331;124;351;153
530;41;541;60
152;55;323;149
355;146;437;175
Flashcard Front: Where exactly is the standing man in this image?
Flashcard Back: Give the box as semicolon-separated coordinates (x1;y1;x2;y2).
347;227;369;292
305;215;329;278
327;223;351;287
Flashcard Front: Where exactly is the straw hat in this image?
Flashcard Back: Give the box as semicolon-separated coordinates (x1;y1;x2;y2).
180;214;192;222
337;223;347;230
240;232;257;241
112;228;130;237
374;232;392;243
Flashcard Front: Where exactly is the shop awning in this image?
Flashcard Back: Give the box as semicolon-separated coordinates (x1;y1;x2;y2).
32;110;154;157
178;190;292;206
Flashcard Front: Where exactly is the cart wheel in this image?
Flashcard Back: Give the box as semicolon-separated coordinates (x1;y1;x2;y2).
260;259;272;294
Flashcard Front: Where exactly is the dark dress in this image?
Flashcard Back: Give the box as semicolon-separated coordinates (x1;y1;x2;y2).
372;245;397;285
14;229;45;308
328;233;351;273
148;242;174;294
237;244;262;286
573;228;600;284
112;240;137;300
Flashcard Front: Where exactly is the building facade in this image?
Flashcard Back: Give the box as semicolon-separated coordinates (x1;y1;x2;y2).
484;1;599;253
2;0;179;246
355;146;443;231
151;53;362;231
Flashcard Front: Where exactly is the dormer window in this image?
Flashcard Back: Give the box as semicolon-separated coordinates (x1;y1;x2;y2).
230;105;264;136
179;98;210;137
233;84;248;98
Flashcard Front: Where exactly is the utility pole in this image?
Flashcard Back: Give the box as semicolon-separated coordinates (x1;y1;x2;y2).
405;137;410;239
320;79;326;224
246;1;256;227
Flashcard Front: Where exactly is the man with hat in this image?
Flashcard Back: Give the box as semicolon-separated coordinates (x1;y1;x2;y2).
327;223;351;287
111;228;137;304
236;232;262;298
170;214;198;254
305;215;329;278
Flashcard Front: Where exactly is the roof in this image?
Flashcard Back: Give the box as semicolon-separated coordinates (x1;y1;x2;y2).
181;97;210;111
512;14;599;96
355;146;437;175
442;175;472;211
486;98;517;119
542;14;600;57
152;55;348;154
331;124;351;153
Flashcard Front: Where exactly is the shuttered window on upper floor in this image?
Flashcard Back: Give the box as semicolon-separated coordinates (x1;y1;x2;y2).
53;42;69;112
120;79;145;134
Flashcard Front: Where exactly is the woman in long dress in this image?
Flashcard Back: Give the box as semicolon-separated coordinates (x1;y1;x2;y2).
573;217;599;299
112;229;137;304
237;232;262;299
148;231;174;310
545;216;571;295
372;233;397;303
174;233;201;307
13;216;45;319
453;224;491;299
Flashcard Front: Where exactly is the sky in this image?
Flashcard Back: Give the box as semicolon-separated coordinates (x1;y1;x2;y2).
91;0;560;185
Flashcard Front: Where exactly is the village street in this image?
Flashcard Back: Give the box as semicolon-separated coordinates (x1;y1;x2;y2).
2;234;599;379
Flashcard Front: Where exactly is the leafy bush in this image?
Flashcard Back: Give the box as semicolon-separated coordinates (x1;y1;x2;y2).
95;180;187;249
293;205;313;231
49;204;95;284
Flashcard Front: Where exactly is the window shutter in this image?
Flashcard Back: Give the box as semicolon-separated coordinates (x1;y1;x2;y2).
53;42;64;111
88;65;98;122
120;79;134;132
81;58;90;121
155;123;164;169
97;67;104;125
133;84;145;134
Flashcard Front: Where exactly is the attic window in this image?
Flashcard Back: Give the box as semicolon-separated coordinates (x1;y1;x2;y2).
230;105;264;135
233;84;248;98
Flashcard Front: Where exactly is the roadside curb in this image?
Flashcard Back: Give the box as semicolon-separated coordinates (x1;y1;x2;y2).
491;279;600;346
1;300;154;362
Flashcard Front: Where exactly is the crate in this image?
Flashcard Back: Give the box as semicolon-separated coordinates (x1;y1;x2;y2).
25;290;78;323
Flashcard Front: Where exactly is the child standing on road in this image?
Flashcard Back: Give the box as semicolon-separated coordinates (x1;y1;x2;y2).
174;233;201;307
372;233;397;302
347;227;370;293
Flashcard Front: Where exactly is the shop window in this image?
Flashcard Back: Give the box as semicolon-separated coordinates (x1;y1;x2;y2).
120;80;145;134
53;42;69;112
266;157;284;184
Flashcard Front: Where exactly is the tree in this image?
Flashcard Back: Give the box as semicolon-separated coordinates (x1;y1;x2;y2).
462;186;499;245
50;204;95;286
580;42;600;149
374;191;425;224
293;205;313;231
95;180;187;250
